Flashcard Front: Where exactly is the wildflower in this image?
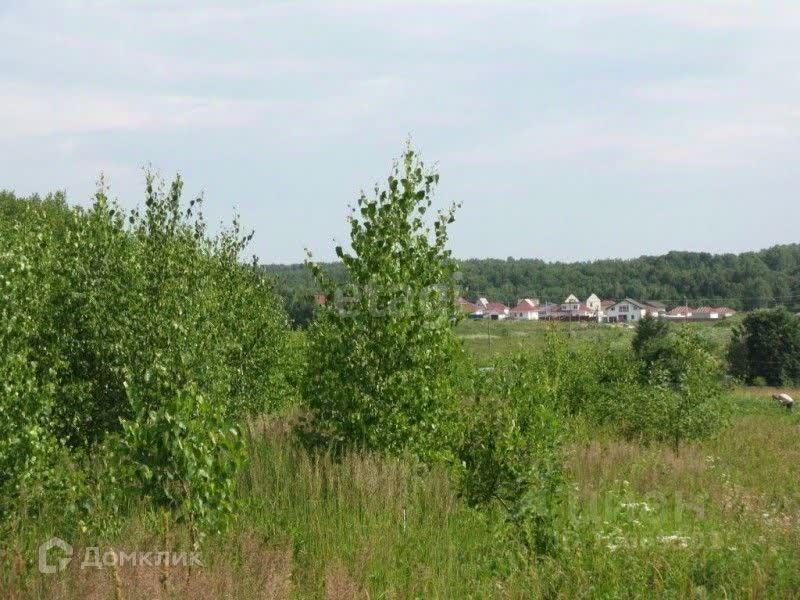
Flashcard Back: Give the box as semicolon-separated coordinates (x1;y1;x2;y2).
658;534;690;548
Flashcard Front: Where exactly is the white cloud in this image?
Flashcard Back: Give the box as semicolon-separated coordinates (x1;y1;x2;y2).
0;83;268;138
2;0;800;262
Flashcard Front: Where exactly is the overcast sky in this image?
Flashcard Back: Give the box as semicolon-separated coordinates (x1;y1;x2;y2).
2;1;799;263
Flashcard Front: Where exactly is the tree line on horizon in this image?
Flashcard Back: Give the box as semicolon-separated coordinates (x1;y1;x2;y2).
264;244;800;326
3;188;797;325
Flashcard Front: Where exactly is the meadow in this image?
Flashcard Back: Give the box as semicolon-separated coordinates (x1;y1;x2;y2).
5;318;800;599
5;390;799;598
455;317;739;365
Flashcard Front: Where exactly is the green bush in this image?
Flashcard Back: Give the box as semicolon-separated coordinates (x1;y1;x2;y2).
457;393;564;555
0;175;296;540
727;308;800;385
120;378;245;544
302;146;462;462
618;329;726;452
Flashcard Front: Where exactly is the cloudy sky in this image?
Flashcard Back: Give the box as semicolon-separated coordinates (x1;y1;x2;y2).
2;1;799;263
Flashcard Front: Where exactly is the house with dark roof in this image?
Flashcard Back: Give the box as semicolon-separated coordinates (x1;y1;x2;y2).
604;298;663;323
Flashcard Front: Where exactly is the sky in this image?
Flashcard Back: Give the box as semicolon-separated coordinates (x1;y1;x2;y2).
2;0;799;264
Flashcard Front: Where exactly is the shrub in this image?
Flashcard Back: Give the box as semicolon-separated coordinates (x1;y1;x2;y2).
457;384;564;555
302;146;462;462
727;308;800;386
120;377;245;544
619;329;725;452
0;174;296;538
483;329;604;417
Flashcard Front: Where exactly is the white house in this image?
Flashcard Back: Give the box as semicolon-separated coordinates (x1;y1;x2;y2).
484;302;510;320
561;294;580;312
604;298;658;323
665;306;737;320
510;299;540;320
585;293;602;313
666;306;693;320
692;307;720;320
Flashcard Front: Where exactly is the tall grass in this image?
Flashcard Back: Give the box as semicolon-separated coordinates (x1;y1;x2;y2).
3;393;799;598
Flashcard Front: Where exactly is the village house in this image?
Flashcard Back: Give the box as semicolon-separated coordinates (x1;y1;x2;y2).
604;298;663;323
666;306;736;320
585;293;602;313
666;306;693;319
561;294;580;312
645;301;667;314
456;297;479;314
692;306;737;320
510;298;540;320
484;301;510;320
540;294;602;321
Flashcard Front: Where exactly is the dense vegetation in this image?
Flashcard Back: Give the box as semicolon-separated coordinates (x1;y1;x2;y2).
727;307;800;386
302;149;463;462
2;151;799;598
266;244;800;326
0;182;296;543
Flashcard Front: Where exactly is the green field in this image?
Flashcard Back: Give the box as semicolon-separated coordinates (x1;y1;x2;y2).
456;317;740;365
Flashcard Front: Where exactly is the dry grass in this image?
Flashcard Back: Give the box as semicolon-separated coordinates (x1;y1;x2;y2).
5;395;800;598
24;533;294;600
742;385;800;399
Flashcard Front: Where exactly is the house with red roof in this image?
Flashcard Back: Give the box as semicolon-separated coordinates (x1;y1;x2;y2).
510;298;540;320
666;306;693;319
484;302;510;320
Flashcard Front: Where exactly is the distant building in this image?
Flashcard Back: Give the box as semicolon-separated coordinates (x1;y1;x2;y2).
539;294;600;321
666;305;736;320
666;306;693;319
644;301;667;313
585;293;602;313
692;306;737;320
561;294;580;312
456;297;479;314
604;298;661;323
510;299;540;320
484;302;510;320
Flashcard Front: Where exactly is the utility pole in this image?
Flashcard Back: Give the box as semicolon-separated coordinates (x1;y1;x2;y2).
487;312;491;353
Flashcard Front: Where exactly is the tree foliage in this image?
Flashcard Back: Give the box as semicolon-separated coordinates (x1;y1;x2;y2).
727;308;800;386
621;328;725;452
302;147;462;462
0;177;296;540
266;244;800;320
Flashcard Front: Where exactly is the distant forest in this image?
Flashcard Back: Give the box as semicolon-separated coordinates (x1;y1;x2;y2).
264;245;800;326
2;190;797;327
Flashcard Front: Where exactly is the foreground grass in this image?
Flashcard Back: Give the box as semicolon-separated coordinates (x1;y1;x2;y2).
3;393;799;598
